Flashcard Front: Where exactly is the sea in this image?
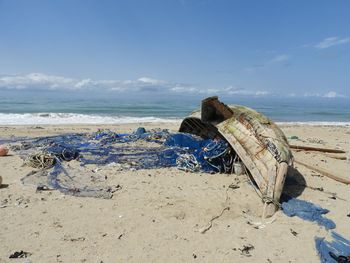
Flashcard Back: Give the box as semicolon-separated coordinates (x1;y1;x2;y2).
1;90;350;125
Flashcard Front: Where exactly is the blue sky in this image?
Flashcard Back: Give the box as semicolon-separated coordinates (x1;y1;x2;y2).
0;0;350;98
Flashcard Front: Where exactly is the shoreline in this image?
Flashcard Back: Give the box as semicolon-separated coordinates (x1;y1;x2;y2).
0;113;349;127
0;121;350;127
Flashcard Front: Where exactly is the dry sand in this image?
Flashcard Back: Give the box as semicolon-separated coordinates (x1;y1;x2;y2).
0;123;349;262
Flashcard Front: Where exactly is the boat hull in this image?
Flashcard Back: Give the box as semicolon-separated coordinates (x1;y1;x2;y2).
179;97;293;217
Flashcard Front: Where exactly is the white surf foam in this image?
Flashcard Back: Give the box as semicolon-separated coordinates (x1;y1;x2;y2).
0;113;181;125
0;113;349;126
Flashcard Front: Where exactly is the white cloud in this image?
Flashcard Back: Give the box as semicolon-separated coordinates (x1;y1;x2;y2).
230;89;270;97
303;92;320;97
0;73;78;90
268;54;290;64
322;91;345;98
315;37;350;49
137;77;165;85
2;73;347;99
0;73;170;92
75;79;93;89
0;72;270;98
303;91;345;98
254;90;269;96
170;84;270;97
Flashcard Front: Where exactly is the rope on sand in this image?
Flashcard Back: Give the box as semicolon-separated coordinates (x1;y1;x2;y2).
25;153;56;169
199;207;230;234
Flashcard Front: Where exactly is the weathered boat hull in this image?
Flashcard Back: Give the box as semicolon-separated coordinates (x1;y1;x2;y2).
179;96;293;217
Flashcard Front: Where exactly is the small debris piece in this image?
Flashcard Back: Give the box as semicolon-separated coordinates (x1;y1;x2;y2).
290;229;298;236
9;250;31;258
70;237;85;242
306;138;324;144
347;213;350;217
63;235;85;242
106;184;122;193
192;253;197;259
308;186;324;192
239;244;254;256
36;185;53;192
228;183;240;190
0;145;9;156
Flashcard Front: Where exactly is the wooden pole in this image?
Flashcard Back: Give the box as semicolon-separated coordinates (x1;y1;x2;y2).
290;145;346;154
295;160;350;185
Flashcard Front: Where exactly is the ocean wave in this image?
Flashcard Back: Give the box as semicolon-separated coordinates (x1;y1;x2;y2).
0;113;181;125
0;113;349;126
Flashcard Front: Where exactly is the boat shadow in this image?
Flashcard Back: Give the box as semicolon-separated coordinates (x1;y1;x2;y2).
281;166;307;201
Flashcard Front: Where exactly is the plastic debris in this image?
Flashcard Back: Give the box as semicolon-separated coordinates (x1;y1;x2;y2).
281;197;336;230
0;145;8;156
315;231;350;263
9;250;31;259
281;197;350;262
289;136;299;140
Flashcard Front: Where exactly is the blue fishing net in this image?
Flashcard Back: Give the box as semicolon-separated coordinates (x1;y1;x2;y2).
315;232;350;263
7;128;234;199
281;197;336;230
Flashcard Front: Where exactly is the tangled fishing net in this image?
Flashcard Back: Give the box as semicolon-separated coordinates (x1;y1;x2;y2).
5;128;235;199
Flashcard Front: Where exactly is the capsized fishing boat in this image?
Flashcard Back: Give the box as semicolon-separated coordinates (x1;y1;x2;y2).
179;96;293;217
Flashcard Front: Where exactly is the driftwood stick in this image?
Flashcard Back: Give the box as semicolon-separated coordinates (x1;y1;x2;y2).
292;149;347;160
321;153;347;160
295;160;350;185
290;145;346;154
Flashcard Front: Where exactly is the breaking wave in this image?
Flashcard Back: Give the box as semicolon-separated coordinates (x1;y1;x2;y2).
0;113;181;125
0;113;349;126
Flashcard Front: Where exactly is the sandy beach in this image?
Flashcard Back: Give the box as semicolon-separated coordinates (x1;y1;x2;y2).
0;123;349;262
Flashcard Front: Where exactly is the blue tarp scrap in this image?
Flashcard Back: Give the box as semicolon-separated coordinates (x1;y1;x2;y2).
281;198;350;262
315;232;350;263
281;197;336;230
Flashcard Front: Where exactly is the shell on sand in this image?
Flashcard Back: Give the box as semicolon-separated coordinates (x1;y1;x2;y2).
0;146;9;156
